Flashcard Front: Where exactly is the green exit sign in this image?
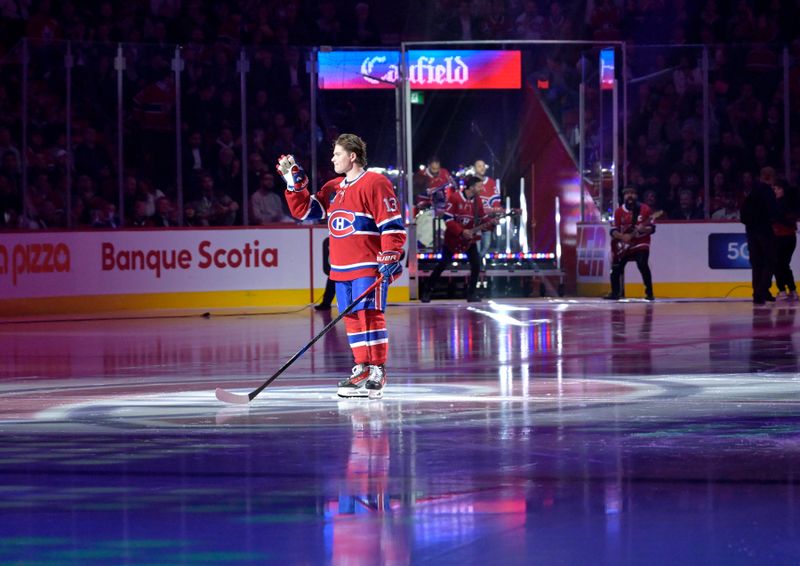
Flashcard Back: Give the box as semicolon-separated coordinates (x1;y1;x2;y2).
410;91;424;105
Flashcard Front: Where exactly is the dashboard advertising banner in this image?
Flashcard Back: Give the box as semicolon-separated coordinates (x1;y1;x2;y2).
707;233;750;269
0;229;315;299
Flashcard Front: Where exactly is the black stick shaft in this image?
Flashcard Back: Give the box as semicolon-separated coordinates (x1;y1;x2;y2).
246;277;384;401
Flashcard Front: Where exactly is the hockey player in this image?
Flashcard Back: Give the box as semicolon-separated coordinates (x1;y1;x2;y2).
278;134;406;399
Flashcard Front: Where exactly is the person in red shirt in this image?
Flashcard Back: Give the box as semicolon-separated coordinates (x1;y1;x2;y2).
605;187;656;300
420;175;498;303
473;158;502;257
413;156;454;212
280;134;406;399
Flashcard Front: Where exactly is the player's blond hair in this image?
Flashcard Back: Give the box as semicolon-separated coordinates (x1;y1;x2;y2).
335;133;367;167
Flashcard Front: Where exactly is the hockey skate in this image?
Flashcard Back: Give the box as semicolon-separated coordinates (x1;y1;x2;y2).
365;365;387;399
337;363;370;398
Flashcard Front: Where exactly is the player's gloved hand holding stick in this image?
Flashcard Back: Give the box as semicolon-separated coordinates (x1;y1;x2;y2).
276;154;308;192
377;251;402;279
377;250;402;296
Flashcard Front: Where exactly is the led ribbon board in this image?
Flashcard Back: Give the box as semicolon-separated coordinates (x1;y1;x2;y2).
318;50;521;90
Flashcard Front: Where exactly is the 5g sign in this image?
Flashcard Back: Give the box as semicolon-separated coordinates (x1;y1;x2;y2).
708;234;750;269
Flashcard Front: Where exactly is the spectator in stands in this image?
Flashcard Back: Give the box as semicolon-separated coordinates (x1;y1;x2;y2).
91;200;119;229
642;189;663;216
191;172;239;226
344;3;379;46
669;189;703;220
443;1;482;41
708;170;729;214
590;0;622;40
639;145;666;195
515;0;545;39
152;196;176;227
727;83;763;140
214;146;242;196
315;1;343;45
74;127;111;181
183;131;209;181
481;0;513;40
711;192;740;220
137;178;165;218
247;152;269;189
545;2;571;38
249;173;289;225
0;127;21;172
672;54;702;97
130;199;154;227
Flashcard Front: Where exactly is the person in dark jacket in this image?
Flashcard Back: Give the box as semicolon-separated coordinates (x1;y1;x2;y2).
771;179;798;301
741;167;778;304
314;237;337;311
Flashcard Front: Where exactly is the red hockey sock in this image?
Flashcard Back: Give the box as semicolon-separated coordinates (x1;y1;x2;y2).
362;309;388;366
343;313;369;364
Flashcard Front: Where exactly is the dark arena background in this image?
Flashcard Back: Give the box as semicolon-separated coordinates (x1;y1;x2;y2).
2;1;800;564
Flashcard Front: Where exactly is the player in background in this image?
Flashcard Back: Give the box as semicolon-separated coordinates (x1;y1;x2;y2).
279;134;406;399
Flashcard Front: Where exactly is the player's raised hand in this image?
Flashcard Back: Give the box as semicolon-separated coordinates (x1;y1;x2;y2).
276;154;308;192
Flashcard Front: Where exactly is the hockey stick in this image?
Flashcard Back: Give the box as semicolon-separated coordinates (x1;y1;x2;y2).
215;277;385;404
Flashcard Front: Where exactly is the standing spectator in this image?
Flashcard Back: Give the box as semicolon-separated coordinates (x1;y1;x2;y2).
741;167;778;304
771;180;798;301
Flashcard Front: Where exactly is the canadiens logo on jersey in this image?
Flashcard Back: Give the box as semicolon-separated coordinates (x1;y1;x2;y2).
328;210;357;238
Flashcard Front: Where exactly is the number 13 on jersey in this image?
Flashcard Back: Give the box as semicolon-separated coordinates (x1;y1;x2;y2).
383;197;398;213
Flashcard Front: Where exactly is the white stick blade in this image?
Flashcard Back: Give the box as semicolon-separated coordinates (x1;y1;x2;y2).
215;387;251;405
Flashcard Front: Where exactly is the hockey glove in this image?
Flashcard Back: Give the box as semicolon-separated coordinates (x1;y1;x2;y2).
377;250;403;282
276;154;309;192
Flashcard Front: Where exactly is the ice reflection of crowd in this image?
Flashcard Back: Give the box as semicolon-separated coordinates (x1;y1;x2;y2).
1;1;800;230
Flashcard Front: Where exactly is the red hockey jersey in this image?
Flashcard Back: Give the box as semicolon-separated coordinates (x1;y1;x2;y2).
611;203;654;256
286;171;407;281
413;167;453;209
478;176;502;209
442;188;493;252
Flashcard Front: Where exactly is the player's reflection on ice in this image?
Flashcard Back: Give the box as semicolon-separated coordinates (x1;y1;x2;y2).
325;400;410;565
